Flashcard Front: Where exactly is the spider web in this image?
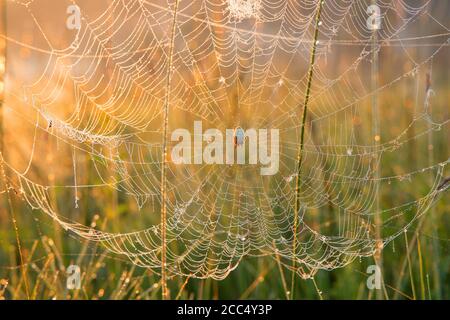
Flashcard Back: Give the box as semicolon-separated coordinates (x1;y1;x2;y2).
1;0;449;280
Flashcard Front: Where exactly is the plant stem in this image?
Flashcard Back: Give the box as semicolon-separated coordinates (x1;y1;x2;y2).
370;0;384;300
417;235;426;300
291;0;324;300
160;0;180;300
404;231;417;300
0;0;7;155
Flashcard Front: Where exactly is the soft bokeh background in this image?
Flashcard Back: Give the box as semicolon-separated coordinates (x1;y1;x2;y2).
0;0;448;299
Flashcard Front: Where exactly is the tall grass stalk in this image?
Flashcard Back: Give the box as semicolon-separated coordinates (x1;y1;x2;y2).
239;263;273;299
0;0;7;179
393;66;442;300
416;235;426;300
0;0;4;155
370;0;385;300
426;65;442;299
160;0;180;300
404;231;417;300
291;0;324;300
107;0;119;228
274;244;290;300
175;276;191;300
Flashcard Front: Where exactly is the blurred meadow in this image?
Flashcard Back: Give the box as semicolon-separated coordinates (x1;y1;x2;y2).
0;0;449;300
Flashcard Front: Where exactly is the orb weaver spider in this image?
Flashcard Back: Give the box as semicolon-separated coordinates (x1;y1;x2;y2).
233;126;245;148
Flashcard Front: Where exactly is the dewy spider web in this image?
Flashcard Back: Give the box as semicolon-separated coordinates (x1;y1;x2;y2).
1;0;449;280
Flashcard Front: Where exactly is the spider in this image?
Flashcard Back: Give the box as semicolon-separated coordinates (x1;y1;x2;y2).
233;126;245;148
